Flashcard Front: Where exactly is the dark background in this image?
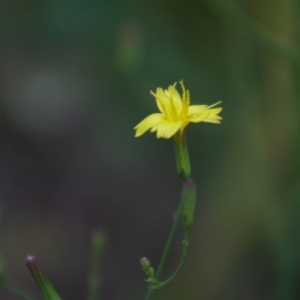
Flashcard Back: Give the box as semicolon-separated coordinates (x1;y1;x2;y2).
0;0;300;299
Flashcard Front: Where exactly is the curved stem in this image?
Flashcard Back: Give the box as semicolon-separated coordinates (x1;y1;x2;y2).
158;229;190;289
155;200;185;280
144;186;186;300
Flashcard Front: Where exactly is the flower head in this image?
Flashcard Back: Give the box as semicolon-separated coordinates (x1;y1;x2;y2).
134;81;222;139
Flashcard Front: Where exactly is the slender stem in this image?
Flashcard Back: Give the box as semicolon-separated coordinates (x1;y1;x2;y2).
87;232;107;300
174;131;191;180
144;186;186;300
144;133;194;300
155;196;185;280
158;229;190;289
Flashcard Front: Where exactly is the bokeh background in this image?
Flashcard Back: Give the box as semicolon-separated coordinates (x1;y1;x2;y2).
0;0;299;299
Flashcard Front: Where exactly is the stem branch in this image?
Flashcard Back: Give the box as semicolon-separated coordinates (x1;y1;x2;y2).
144;186;186;300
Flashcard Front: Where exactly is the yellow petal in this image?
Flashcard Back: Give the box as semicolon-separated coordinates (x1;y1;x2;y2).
188;105;209;117
134;113;164;137
202;108;223;123
179;81;190;118
150;119;182;139
134;82;223;139
151;88;170;116
188;107;223;123
165;84;182;117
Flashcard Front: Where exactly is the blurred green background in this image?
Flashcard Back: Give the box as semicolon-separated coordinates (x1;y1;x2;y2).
0;0;299;299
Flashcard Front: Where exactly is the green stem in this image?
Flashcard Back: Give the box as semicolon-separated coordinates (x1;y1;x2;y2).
87;231;107;300
174;131;191;180
144;185;186;300
158;229;190;289
144;133;195;300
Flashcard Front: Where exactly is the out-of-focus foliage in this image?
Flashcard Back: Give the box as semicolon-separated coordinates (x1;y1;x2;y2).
0;0;299;299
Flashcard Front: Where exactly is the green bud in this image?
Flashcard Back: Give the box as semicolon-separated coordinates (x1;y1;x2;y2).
140;257;154;278
182;178;196;228
26;255;62;300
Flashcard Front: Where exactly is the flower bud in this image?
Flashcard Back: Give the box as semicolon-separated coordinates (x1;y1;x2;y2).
140;257;154;278
26;255;62;300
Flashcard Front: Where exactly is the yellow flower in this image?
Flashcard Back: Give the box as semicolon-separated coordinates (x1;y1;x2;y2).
134;81;223;139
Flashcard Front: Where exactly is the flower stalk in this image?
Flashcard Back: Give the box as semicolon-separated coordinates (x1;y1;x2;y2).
182;178;197;229
135;80;222;299
174;131;191;180
143;177;196;300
